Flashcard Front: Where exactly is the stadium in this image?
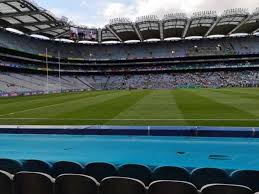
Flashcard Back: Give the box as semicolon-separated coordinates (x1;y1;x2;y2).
0;0;259;194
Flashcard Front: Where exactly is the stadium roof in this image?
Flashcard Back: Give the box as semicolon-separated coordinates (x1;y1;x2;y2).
0;0;259;43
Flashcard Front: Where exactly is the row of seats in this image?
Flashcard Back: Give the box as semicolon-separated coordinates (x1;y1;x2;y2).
1;159;259;191
0;171;255;194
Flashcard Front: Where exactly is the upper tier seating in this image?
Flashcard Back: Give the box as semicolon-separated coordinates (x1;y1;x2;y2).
1;29;259;60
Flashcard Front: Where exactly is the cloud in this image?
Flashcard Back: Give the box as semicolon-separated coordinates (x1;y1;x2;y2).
80;0;88;7
34;0;259;27
101;0;259;21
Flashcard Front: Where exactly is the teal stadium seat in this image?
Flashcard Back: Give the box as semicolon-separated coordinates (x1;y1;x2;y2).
14;172;54;194
231;170;259;192
22;160;51;174
100;177;146;194
85;162;117;182
149;180;198;194
118;164;152;185
0;170;13;194
201;184;253;194
0;159;22;174
55;174;99;194
151;166;190;182
52;161;84;177
190;168;229;189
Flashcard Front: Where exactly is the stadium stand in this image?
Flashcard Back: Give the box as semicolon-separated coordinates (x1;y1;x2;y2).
1;165;259;194
1;1;259;193
0;158;259;192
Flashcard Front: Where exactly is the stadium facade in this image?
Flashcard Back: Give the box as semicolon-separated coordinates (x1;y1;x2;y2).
0;0;259;96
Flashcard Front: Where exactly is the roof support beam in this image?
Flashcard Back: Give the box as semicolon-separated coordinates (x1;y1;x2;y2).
0;0;19;3
97;28;102;43
228;15;251;34
252;28;259;34
182;19;191;38
11;20;59;27
106;25;123;42
31;25;66;33
132;23;143;41
205;17;221;37
0;11;41;18
54;30;70;38
159;21;164;40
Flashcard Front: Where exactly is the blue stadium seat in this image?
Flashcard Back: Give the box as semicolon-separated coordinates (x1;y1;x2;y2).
51;161;84;177
85;162;117;181
0;170;13;194
231;170;259;192
190;168;229;189
14;172;54;194
100;177;146;194
149;180;198;194
55;174;99;194
151;166;190;182
201;184;253;194
118;164;152;185
0;159;22;174
22;160;51;174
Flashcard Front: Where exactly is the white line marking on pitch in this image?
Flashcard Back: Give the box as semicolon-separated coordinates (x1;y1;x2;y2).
0;102;69;117
0;92;117;117
0;118;258;121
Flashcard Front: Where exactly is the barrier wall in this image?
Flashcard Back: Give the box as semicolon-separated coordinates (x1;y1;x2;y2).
0;89;87;97
0;125;258;138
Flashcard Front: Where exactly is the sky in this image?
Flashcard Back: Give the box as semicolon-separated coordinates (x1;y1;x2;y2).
33;0;259;28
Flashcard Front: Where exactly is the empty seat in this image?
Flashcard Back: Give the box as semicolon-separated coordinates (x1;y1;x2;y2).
0;170;13;194
0;159;22;174
55;174;99;194
190;168;229;189
22;160;51;174
149;180;198;194
152;166;190;182
231;170;259;192
52;161;84;177
14;172;54;194
100;177;146;194
118;164;151;185
85;162;117;181
201;184;253;194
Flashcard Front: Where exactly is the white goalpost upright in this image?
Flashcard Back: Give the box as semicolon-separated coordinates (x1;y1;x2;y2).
45;48;49;94
58;50;62;93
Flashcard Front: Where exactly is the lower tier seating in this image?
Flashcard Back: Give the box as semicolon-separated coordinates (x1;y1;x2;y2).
0;171;255;194
0;158;259;193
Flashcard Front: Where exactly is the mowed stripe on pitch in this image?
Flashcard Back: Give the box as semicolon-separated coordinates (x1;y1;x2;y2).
107;90;187;125
196;89;259;117
0;91;114;116
0;91;122;118
8;90;149;125
172;89;255;126
0;89;259;126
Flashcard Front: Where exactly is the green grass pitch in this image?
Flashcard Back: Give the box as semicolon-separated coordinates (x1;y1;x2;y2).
0;88;259;127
